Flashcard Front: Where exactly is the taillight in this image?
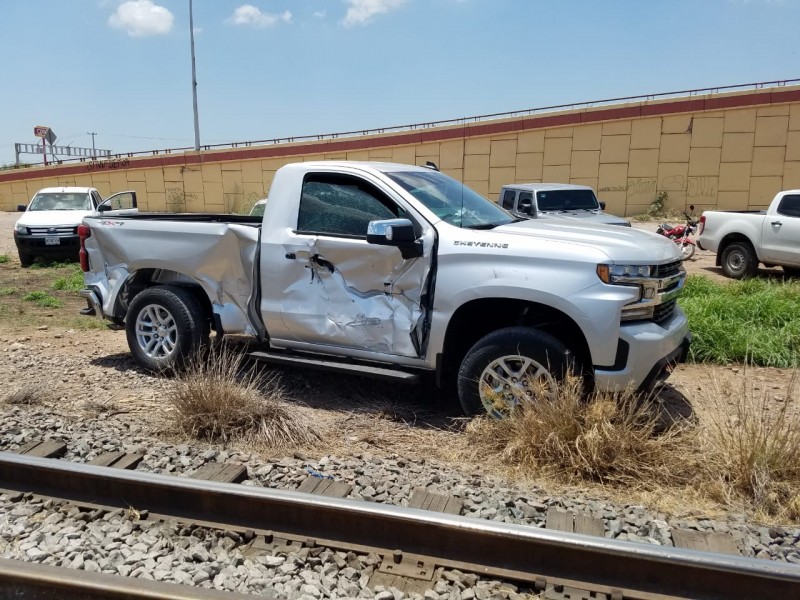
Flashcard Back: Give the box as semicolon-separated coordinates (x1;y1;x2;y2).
698;215;706;236
78;224;91;272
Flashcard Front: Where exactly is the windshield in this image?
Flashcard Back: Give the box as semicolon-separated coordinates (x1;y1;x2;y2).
250;201;266;216
537;189;599;212
386;170;514;229
29;192;91;211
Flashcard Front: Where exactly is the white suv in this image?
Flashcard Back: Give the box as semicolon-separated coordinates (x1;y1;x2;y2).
14;187;136;267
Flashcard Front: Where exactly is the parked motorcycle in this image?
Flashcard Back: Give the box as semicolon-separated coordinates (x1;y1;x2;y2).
656;205;698;260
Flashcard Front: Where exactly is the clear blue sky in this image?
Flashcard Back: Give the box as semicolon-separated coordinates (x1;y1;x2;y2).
1;0;799;166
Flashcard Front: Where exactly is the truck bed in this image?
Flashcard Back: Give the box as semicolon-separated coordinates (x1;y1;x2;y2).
90;212;262;226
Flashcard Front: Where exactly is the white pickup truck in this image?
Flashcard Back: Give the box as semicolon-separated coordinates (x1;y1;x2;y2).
79;161;690;417
697;190;800;279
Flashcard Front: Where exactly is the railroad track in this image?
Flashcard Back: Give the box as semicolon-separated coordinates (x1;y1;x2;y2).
1;450;799;600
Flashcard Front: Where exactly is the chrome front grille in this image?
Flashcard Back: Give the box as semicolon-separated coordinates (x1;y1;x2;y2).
652;298;677;325
653;260;682;280
27;226;77;237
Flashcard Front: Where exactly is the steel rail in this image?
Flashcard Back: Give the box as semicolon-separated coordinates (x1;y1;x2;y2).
1;452;799;600
0;557;254;599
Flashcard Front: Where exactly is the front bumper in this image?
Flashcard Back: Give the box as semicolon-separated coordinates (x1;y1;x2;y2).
594;306;690;392
14;232;80;256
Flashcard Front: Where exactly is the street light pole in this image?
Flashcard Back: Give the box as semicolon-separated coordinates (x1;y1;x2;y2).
87;132;97;157
189;0;201;151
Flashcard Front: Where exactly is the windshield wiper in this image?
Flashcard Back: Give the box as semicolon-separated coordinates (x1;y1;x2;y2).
465;222;505;230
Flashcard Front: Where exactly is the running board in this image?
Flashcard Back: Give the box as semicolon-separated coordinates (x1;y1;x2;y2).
249;351;420;383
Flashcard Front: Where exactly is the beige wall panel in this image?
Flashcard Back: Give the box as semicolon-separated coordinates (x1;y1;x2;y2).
465;137;491;155
628;149;659;177
690;117;724;148
346;150;371;160
220;160;242;171
391;146;416;165
261;158;288;170
416;143;440;158
688;147;721;176
11;181;28;193
73;174;95;187
490;140;517;168
751;146;786;177
657;162;689;193
126;169;146;182
570;177;599;190
717;191;750;210
600;191;627;216
663;190;688;212
262;172;276;194
127;182;148;210
598;163;629;193
163;166;183;182
517;131;545;153
183;169;204;194
630;118;661;149
790;104;800;130
148;192;167;212
184;192;205;212
464;154;490;181
439;140;464;169
718;162;752;192
754;116;789;147
516;153;543;181
721;132;755;163
489;167;516;199
201;163;222;183
600;135;630;163
662;114;692;134
241;160;263;183
543;165;571;182
222;170;243;193
757;105;790;117
144;169;165;193
543;137;572;166
724;108;757;132
367;147;393;159
749;176;784;206
572;124;602;151
545;126;573;138
242;182;266;203
784;161;800;188
785;131;800;161
465;179;489;197
110;171;133;191
442;168;463;182
203;181;223;206
602;121;631;135
626;176;658;205
570;151;600;179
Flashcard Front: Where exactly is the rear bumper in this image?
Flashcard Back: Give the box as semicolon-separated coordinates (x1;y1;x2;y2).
594;306;690;392
79;287;104;319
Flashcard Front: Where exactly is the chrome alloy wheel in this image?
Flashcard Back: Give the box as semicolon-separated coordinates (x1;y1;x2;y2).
478;355;556;418
135;303;178;360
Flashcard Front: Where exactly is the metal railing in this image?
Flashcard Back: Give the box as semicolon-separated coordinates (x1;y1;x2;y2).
5;78;799;170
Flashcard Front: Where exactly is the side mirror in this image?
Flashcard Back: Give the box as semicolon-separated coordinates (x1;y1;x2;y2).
518;199;533;215
97;203;111;212
367;218;422;259
599;201;606;210
17;204;26;212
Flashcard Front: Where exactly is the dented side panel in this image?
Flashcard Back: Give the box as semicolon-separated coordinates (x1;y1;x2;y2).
83;218;258;334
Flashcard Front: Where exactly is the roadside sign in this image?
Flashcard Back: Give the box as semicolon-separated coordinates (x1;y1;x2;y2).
34;126;49;138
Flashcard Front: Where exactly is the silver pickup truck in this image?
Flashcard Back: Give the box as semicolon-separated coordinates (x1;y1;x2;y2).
498;183;630;226
79;161;689;417
697;190;800;279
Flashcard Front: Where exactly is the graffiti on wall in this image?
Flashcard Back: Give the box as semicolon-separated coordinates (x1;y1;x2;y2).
86;158;131;172
599;175;717;200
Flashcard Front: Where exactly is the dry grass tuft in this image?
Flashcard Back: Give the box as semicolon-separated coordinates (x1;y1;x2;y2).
168;345;320;448
697;369;800;519
3;384;54;406
467;375;694;486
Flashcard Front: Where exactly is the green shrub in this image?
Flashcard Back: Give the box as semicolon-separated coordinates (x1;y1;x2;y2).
0;255;9;264
22;291;63;308
53;265;84;292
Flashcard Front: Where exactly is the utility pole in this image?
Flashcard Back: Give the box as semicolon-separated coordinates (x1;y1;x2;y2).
87;132;97;157
189;0;201;151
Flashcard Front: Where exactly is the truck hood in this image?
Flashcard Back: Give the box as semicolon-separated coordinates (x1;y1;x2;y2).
539;211;630;227
495;218;680;263
17;210;93;227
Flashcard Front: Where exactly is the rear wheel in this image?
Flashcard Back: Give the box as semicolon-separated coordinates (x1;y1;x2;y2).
17;251;34;268
679;240;696;260
721;242;757;279
125;285;209;373
457;327;574;418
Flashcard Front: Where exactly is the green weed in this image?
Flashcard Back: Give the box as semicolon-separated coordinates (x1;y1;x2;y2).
52;265;85;292
22;291;64;308
0;255;9;264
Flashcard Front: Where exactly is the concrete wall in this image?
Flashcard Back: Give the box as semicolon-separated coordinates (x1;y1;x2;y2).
2;85;799;216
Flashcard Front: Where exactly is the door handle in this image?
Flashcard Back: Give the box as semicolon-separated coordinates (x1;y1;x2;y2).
771;221;782;226
285;252;296;259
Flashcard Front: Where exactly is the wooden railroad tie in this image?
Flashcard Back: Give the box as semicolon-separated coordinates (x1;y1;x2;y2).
545;507;605;537
87;452;143;470
190;462;248;484
297;475;352;498
15;440;67;459
672;528;740;555
407;487;464;515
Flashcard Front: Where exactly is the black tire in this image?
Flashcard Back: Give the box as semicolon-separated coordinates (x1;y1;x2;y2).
783;266;800;278
457;326;574;418
721;242;758;279
679;241;696;261
18;251;34;268
125;285;210;373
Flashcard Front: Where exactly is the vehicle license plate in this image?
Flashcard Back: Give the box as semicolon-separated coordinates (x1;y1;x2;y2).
45;236;60;246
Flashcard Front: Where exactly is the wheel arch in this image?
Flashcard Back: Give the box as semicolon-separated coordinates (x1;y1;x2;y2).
716;233;758;267
440;297;592;387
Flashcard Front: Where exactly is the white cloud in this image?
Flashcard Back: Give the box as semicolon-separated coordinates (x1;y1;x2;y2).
313;10;327;18
229;5;293;28
342;0;407;27
108;0;174;37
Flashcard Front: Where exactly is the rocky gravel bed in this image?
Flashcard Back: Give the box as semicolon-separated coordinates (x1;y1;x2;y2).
3;337;800;597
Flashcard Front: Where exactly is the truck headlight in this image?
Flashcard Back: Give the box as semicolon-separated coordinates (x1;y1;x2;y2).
596;264;651;284
14;223;27;235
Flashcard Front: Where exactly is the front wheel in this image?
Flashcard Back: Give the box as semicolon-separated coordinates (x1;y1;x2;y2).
721;242;757;279
125;285;209;373
17;251;34;268
679;240;696;260
457;327;574;418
